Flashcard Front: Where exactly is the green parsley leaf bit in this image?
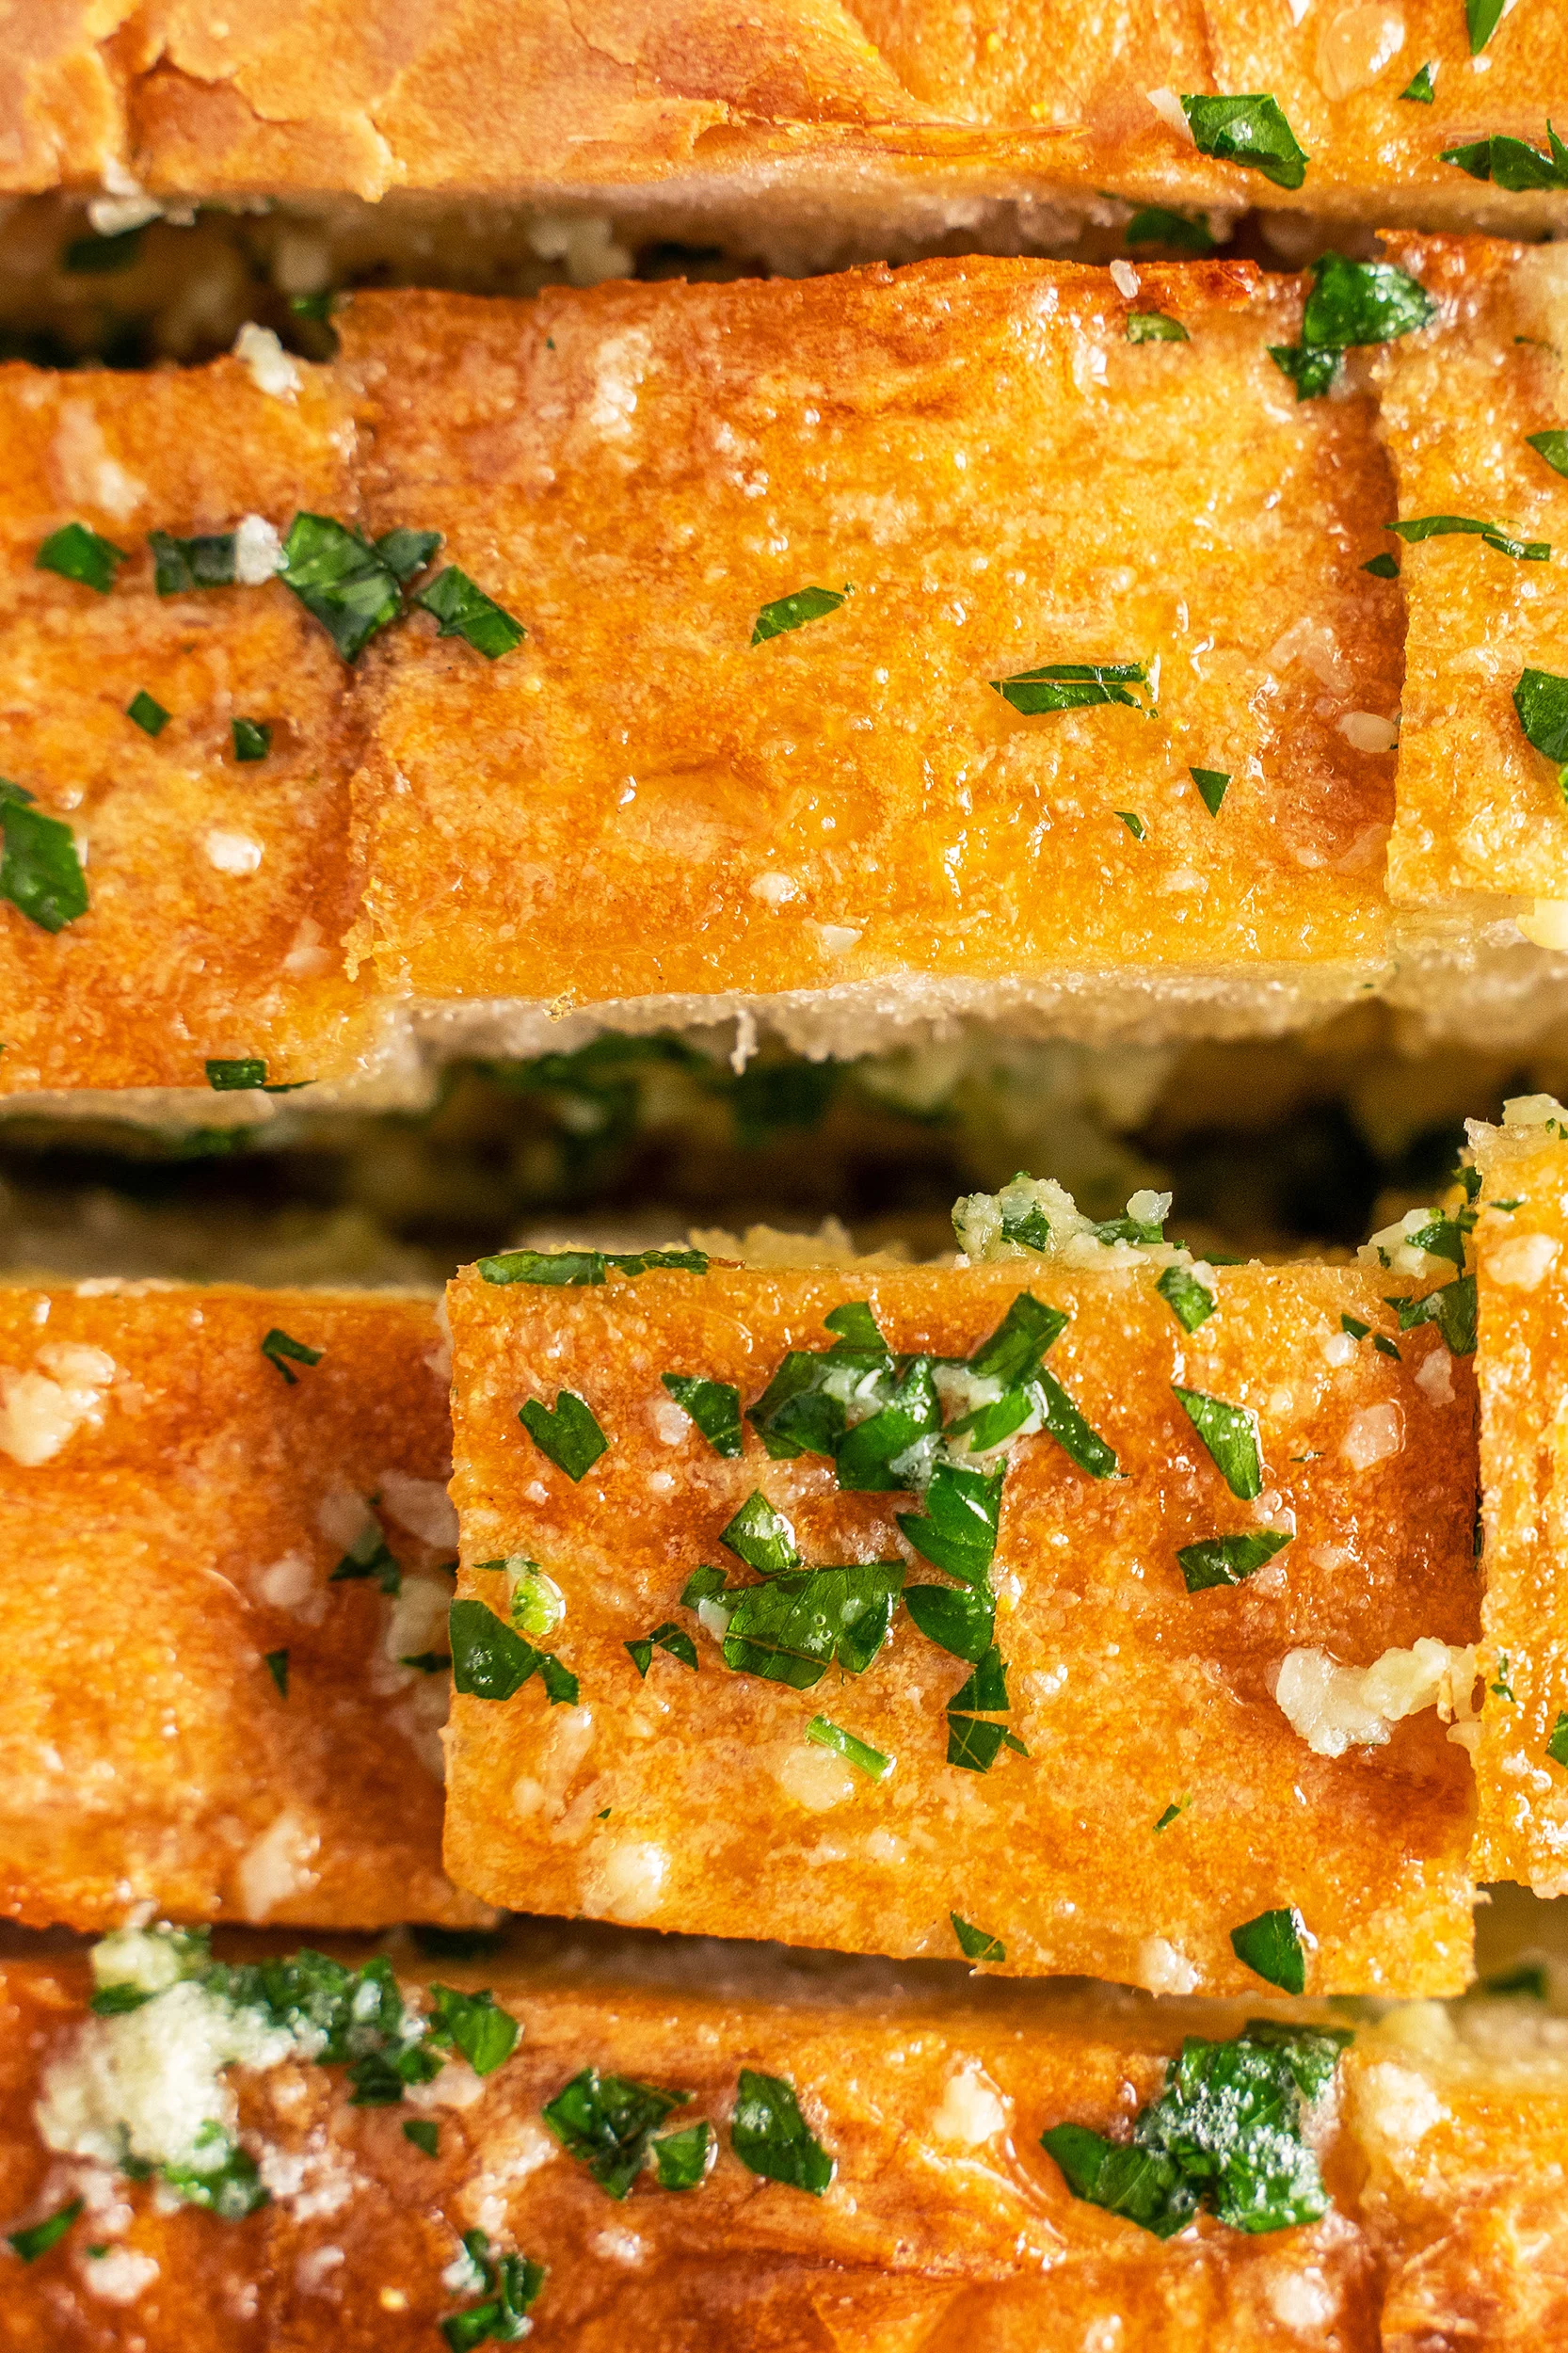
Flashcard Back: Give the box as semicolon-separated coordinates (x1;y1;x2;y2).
232;717;272;761
1230;1906;1308;1994
328;1517;401;1593
950;1911;1005;1962
947;1715;1029;1773
542;2067;691;2198
148;529;236;595
1034;1367;1120;1479
427;1984;520;2077
904;1578;996;1661
1387;1273;1477;1357
0;780;89;933
653;2120;714;2189
1173;1385;1263;1499
806;1714;891;1780
1176;1529;1290;1593
1398;61;1436;103
722;1562;904;1689
1548;1711;1568;1771
1117;809;1149;840
126;688;170;736
1528;430;1568;481
449;1596;578;1705
626;1620;699;1678
1271;251;1436;400
376;526;443;584
1515;666;1568;790
751;584;849;645
896;1459;1004;1586
1123;204;1216;255
1480;1962;1547;1999
477;1244;707;1286
263;1647;290;1698
159;2121;268;2215
720;1489;801;1574
824;1298;887;1349
1154;1799;1189;1833
661;1370;744;1456
414;566;526;660
1268;342;1342;401
1362;552;1400;578
1468;0;1507;52
1190;765;1230;813
1389;514;1549;562
62;224;145;273
1158;1264;1215;1334
968;1289;1069;1383
279;511;404;662
7;2198;83;2263
203;1057;308;1095
519;1389;608;1481
403;2117;440;2158
990;661;1154;716
36;520;125;593
1442;124;1568;192
731;2069;835;2195
260;1326;323;1384
440;2233;546;2353
1126;312;1188;346
1179;93;1308;191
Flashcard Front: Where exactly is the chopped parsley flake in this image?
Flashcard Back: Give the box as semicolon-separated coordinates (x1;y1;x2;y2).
721;1489;801;1575
232;717;271;761
1363;552;1400;578
751;585;849;644
806;1714;891;1780
1268;342;1342;400
7;2199;83;2264
1191;765;1231;813
478;1245;707;1285
731;2070;834;2195
543;2067;690;2198
279;512;403;663
968;1291;1070;1383
1389;514;1549;562
653;2121;714;2189
403;2118;440;2157
1034;1367;1119;1479
1179;93;1307;190
440;2233;545;2352
260;1326;322;1384
376;527;443;584
1230;1906;1308;1994
449;1596;578;1705
1490;1652;1515;1703
1154;1799;1190;1833
1173;1385;1263;1499
1548;1712;1568;1770
1176;1529;1290;1593
398;1650;452;1673
36;520;125;594
1124;205;1216;254
148;530;236;595
204;1058;307;1094
1468;0;1508;51
1271;252;1435;399
1158;1264;1215;1333
904;1578;995;1661
263;1648;289;1698
1117;809;1149;839
660;1371;743;1456
414;566;525;660
626;1620;699;1677
990;661;1155;715
126;688;169;736
897;1460;1004;1586
824;1300;886;1349
1126;312;1188;345
1399;62;1436;102
950;1912;1005;1961
329;1519;401;1594
62;224;144;273
1481;1962;1547;1998
1528;431;1568;480
519;1389;607;1481
1387;1273;1477;1356
723;1561;903;1689
1042;2018;1350;2238
1443;124;1568;190
1515;666;1568;784
0;780;88;933
426;1985;520;2077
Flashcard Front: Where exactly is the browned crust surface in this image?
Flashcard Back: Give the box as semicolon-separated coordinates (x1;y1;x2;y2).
0;1282;486;1929
444;1255;1478;1993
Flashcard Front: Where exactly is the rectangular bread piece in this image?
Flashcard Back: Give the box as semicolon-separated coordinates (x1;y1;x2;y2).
1371;234;1568;1044
443;1227;1480;1995
0;1279;484;1930
344;262;1400;1055
1470;1096;1568;1896
0;350;404;1105
12;6;1568;244
2;1919;1566;2348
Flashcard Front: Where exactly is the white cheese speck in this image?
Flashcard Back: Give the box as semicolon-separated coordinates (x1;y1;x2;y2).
586;1839;668;1922
232;323;300;400
930;2064;1009;2144
1340;1401;1403;1469
235;1809;321;1920
377;1470;458;1549
1272;1639;1477;1757
232;513;285;584
82;2247;160;2304
1485;1232;1560;1291
204;829;263;875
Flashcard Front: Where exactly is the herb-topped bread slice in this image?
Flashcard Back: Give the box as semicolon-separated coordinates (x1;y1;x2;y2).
442;1187;1480;1994
2;1917;1565;2345
0;1279;483;1931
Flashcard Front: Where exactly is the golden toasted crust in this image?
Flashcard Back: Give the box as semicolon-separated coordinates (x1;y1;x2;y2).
0;354;388;1096
343;264;1399;1043
1470;1116;1568;1896
2;1933;1567;2349
443;1254;1478;1993
0;1281;485;1929
9;2;1568;237
1372;236;1568;916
